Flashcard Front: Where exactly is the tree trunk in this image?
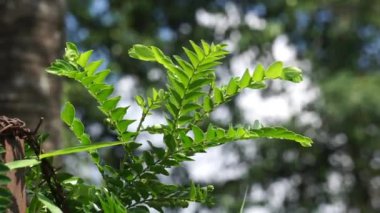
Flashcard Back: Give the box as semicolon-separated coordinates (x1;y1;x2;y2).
0;0;65;150
0;116;27;213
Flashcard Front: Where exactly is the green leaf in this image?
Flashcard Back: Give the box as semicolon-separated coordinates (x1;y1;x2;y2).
39;141;128;159
143;151;154;166
101;96;121;112
248;81;266;89
192;125;204;143
216;128;226;138
174;68;190;85
184;91;204;103
5;159;41;170
96;87;114;102
129;44;155;61
189;182;197;201
197;61;220;72
150;165;169;176
37;193;63;213
190;78;212;90
85;60;103;76
226;78;239;96
183;47;199;67
174;56;193;78
0;188;12;199
80;134;91;145
94;69;110;83
152;88;159;100
116;119;135;132
182;103;201;115
189;40;205;59
178;116;193;125
0;175;11;185
0;197;11;209
203;96;213;112
88;83;106;93
252;64;265;82
151;145;165;159
147;96;153;106
170;79;186;97
71;118;84;137
213;87;223;104
135;95;145;107
81;75;98;85
127;142;142;151
165;102;178;118
240;69;251;88
173;153;194;162
169;89;182;107
201;40;210;55
98;191;127;213
164;134;176;152
265;61;283;79
64;42;79;62
281;66;303;83
168;91;181;107
252;127;313;147
179;131;193;148
61;102;75;125
206;126;216;141
150;47;176;71
227;126;236;138
0;164;9;173
111;107;127;121
77;50;93;67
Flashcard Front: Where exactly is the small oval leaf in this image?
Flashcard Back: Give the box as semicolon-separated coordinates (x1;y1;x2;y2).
61;102;75;125
265;61;283;79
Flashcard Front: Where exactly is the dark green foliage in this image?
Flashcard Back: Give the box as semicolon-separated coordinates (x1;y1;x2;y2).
0;147;11;212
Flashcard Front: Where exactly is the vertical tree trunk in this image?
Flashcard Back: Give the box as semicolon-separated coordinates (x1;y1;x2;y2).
0;116;27;213
3;135;26;213
0;0;66;150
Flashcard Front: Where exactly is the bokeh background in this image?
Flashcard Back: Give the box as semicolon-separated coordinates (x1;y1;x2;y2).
2;0;380;212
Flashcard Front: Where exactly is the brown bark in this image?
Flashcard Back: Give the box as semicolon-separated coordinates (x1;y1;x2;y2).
0;116;27;213
0;0;66;150
0;116;70;213
3;136;26;213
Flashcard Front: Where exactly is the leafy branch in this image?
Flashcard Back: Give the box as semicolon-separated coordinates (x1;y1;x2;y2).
19;40;315;212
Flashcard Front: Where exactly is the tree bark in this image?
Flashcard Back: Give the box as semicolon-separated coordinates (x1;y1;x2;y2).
0;117;27;213
0;0;66;150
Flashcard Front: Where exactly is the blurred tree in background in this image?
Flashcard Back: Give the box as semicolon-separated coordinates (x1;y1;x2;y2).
66;0;380;212
0;0;65;150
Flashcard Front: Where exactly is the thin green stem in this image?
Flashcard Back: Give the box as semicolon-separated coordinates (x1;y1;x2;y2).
120;105;151;170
